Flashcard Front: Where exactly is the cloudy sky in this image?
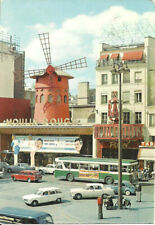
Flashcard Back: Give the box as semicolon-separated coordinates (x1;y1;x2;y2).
0;0;155;95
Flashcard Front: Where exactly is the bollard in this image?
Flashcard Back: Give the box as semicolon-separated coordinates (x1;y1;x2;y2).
97;197;103;219
136;184;142;202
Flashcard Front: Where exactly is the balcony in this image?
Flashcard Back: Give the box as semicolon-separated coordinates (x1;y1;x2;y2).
94;124;144;140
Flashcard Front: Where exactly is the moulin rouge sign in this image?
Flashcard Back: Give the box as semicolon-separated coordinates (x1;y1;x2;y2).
3;118;70;125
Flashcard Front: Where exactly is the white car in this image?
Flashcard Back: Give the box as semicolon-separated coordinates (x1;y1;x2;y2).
36;164;56;174
23;187;64;206
70;183;114;200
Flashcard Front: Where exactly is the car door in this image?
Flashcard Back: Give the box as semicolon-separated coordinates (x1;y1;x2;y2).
84;186;95;198
41;191;49;203
94;185;104;197
49;190;57;202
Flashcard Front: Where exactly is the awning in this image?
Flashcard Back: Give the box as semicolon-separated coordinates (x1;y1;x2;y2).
110;53;119;59
122;51;143;61
100;54;109;60
138;148;155;161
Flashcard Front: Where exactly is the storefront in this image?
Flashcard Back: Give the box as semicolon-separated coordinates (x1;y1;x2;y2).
138;142;155;172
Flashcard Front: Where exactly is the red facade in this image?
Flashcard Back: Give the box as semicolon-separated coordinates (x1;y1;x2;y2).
0;98;31;122
33;65;72;123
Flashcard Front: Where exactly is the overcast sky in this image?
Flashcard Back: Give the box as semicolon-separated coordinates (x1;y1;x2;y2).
0;0;155;95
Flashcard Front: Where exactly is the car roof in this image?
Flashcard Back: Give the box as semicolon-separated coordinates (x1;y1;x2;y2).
0;207;50;219
38;187;60;191
86;183;103;186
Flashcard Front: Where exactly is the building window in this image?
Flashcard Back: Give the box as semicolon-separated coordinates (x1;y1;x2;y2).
40;94;44;103
58;76;61;82
123;72;130;83
135;112;142;124
135;92;142;103
101;94;107;104
111;91;118;98
123;91;130;103
48;94;53;103
64;95;67;103
123;112;130;124
149;114;155;127
101;74;107;85
101;113;107;124
112;74;118;84
135;71;142;83
56;95;61;103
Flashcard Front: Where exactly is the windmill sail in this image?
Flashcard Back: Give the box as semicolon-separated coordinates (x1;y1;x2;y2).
55;57;87;70
25;69;46;78
38;32;51;65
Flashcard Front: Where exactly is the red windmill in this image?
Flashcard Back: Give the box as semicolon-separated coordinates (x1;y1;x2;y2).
24;32;87;124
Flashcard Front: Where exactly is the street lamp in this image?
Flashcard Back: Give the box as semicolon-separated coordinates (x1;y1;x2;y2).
111;62;130;209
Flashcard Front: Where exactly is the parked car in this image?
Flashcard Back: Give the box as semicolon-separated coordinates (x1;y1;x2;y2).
70;183;114;200
0;162;35;173
23;187;64;206
11;170;42;183
111;181;136;196
0;207;53;224
36;164;56;174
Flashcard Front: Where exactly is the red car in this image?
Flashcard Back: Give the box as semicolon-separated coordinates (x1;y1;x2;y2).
11;170;42;183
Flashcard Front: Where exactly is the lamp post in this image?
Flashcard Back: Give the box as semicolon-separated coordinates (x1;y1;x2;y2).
111;62;130;209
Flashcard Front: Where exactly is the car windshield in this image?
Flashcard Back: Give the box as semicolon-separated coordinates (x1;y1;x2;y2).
35;190;43;195
39;215;53;224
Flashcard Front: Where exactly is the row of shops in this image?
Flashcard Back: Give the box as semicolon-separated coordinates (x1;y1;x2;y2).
0;123;155;173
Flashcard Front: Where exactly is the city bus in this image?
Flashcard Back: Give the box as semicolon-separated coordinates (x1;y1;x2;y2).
54;157;138;184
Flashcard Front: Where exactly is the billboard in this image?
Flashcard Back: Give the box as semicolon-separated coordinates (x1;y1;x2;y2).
12;135;83;154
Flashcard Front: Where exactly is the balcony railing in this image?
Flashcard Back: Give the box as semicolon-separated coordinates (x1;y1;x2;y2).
94;124;144;140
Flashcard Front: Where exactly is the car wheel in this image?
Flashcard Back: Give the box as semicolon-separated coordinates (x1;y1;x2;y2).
31;200;38;206
66;173;74;182
125;190;131;196
56;198;62;203
105;176;113;185
75;193;82;200
12;176;16;181
102;193;109;199
27;178;31;183
7;168;12;173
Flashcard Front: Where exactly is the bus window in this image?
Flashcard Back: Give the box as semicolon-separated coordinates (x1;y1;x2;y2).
64;162;70;169
71;163;79;169
89;164;99;171
100;164;108;171
80;163;89;170
110;165;118;172
56;162;63;169
122;166;127;172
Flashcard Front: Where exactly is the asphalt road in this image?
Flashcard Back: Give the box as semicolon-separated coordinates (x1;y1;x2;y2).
0;173;154;224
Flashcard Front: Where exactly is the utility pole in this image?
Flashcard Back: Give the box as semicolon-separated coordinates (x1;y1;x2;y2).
111;62;130;209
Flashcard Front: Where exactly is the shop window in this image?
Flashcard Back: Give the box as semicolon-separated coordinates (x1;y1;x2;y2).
48;94;53;103
64;95;67;103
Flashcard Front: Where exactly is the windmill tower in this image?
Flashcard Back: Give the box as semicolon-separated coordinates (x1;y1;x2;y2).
25;33;87;124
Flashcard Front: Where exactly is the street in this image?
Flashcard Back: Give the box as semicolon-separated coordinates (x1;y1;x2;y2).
0;173;154;224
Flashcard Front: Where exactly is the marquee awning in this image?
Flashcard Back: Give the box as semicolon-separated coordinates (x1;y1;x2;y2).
122;51;143;61
110;53;119;59
100;54;109;60
138;148;155;161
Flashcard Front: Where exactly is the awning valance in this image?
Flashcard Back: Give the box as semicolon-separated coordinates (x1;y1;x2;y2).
122;51;143;61
100;54;109;60
110;53;119;59
138;148;155;161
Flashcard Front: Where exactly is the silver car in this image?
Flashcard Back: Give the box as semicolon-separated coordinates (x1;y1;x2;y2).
70;183;114;200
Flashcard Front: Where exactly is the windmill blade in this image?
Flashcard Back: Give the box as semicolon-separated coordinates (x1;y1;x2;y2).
38;32;51;65
55;57;87;70
24;69;46;78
